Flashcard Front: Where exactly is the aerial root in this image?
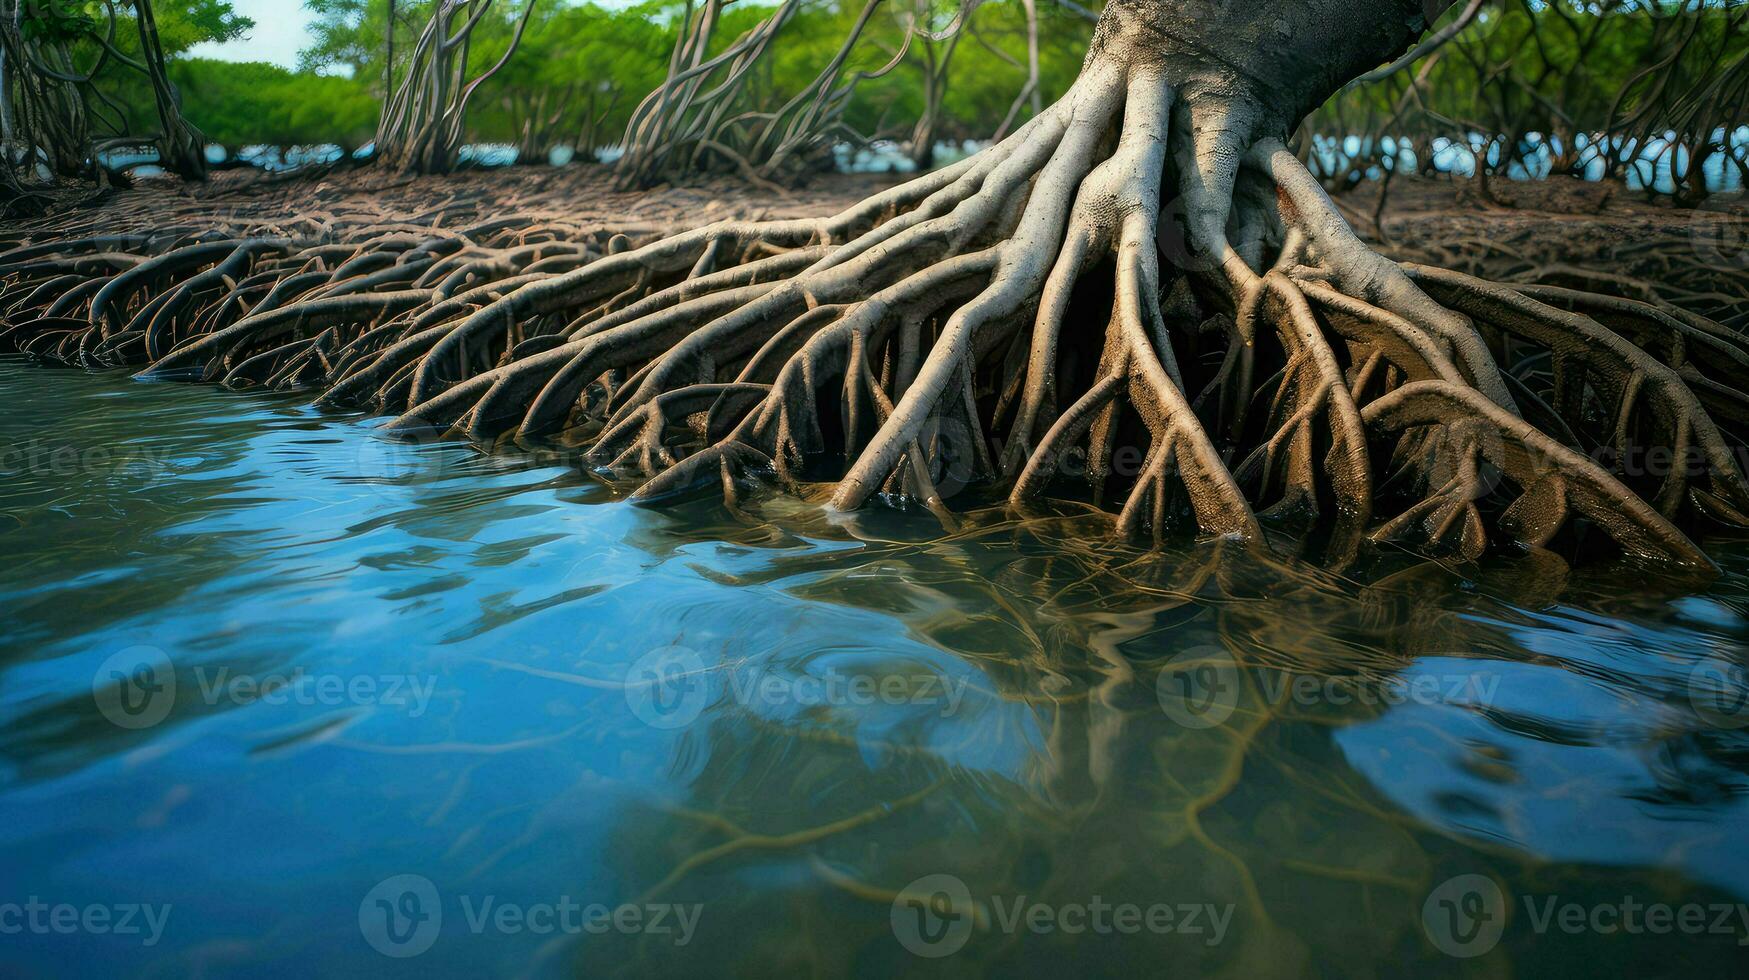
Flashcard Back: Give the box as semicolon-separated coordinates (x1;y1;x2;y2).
1362;381;1713;567
3;63;1745;574
1403;264;1749;528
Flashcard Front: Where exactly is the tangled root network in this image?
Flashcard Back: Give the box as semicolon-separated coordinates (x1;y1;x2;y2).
5;61;1749;576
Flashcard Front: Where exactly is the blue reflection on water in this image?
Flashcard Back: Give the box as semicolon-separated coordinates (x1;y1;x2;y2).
2;360;1749;977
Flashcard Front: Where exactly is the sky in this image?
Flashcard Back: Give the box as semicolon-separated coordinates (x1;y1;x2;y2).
182;0;648;71
186;0;320;69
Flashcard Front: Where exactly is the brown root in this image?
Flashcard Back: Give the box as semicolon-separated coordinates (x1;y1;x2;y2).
5;43;1746;579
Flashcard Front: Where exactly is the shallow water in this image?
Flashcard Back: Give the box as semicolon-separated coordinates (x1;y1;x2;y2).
3;358;1749;977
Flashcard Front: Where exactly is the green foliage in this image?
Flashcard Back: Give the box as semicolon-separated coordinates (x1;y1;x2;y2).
30;0;1089;160
168;58;377;149
41;0;253;53
42;0;1737;187
298;0;387;76
1306;0;1746;189
475;2;676;152
288;0;1093;155
19;1;105;44
148;0;253;54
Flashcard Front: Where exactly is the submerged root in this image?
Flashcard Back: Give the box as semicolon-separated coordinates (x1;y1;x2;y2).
5;63;1747;577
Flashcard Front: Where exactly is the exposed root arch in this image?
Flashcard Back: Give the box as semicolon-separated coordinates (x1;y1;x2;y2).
1362;380;1713;567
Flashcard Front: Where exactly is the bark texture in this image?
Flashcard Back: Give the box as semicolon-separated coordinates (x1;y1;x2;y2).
4;0;1744;576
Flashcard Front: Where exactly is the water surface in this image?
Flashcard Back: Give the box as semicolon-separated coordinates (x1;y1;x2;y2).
3;359;1749;977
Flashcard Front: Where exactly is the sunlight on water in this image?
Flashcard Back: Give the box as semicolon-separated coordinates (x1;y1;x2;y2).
3;359;1749;976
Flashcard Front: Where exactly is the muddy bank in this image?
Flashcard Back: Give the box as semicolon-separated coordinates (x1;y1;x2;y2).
1346;176;1749;324
5;162;1738;247
4;166;1744;323
1;166;899;243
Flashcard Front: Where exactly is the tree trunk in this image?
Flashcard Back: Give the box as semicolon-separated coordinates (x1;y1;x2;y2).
134;0;208;180
384;0;396;100
0;2;94;179
17;0;1748;574
376;0;538;174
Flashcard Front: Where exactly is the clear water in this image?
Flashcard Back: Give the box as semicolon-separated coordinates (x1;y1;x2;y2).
1289;127;1749;194
4;359;1749;977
